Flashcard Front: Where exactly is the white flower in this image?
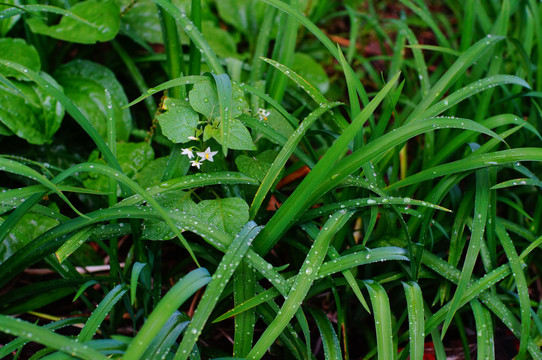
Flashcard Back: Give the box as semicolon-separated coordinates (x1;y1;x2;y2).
181;148;194;159
190;159;202;169
188;136;199;141
196;147;218;162
256;108;271;121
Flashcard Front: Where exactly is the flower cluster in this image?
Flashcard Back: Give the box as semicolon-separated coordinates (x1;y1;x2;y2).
181;147;218;169
256;108;271;121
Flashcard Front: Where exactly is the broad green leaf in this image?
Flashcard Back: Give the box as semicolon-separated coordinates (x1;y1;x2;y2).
215;0;266;34
198;197;249;236
189;79;244;120
203;21;242;59
82;142;154;192
0;213;58;264
157;99;199;143
206;118;255;151
142;189;200;240
235;150;281;183
0;76;64;144
134;156;169;189
0;38;40;80
55;60;132;141
291;52;329;94
26;0;120;44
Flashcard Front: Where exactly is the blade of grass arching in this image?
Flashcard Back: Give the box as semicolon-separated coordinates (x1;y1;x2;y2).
403;281;425;360
441;169;490;338
123;75;207;108
77;284;127;342
266;0;299;103
470;299;495;360
406;44;462;57
249;102;341;219
0;60;126;188
188;0;201;76
55;226;95;263
210;73;232;156
174;222;261;360
0;317;87;358
495;219;531;359
6;4;99;28
253;73;400;255
233;261;255;358
365;281;393;360
118;171;259;206
493;178;542;190
152;0;223;75
141;311;189;360
0;315;106;360
111;41;157;118
238;114;315;167
404;35;505;124
388;148;542;190
422;75;531;122
248;211;353;359
123;268;211;359
309;308;342;360
130;262;147;306
0;156;85;218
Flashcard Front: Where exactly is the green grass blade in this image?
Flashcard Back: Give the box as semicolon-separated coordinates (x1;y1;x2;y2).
123;268;211;359
470;299;495;360
210;73;232;155
233;261;255;357
130;262;147;306
142;311;189;360
247;211;353;359
309;308;342;360
403;281;425;360
77;284;127;342
495;220;531;359
0;156;86;218
365;281;394;360
442;169;490;338
0;315;106;360
175;222;261;360
55;226;94;263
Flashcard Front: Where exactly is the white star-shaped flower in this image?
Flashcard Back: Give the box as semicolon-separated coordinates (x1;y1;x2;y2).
181;148;194;159
196;147;218;162
190;159;202;169
256;108;271;121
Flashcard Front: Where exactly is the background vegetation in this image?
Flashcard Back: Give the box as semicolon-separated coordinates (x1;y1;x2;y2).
0;0;541;359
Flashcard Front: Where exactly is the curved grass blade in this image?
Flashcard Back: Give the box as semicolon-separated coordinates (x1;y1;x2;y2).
247;211;353;359
130;262;147;306
123;75;207;108
233;261;255;357
495;220;531;359
174;222;261;360
152;0;224;74
77;284;127;342
492;177;542;190
309;308;342;360
405;35;505;124
365;281;394;360
249;102;341;219
388;148;542;190
441;169;490;338
403;281;425;360
0;156;86;218
55;226;94;263
141;311;189;360
261;57;328;105
9;4;99;28
123;268;211;359
470;299;494;360
0;315;106;360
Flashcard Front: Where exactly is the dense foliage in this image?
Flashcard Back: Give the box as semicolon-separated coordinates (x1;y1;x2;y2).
0;0;541;359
